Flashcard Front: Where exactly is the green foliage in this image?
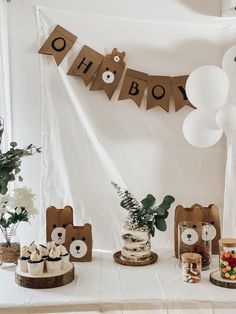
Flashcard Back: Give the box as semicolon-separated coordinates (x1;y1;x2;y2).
0;121;41;195
111;182;175;237
0;208;28;229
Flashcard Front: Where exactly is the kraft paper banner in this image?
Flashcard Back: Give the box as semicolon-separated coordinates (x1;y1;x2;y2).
67;45;104;86
39;24;77;65
118;68;148;107
147;76;172;111
172;75;194;111
90;48;126;100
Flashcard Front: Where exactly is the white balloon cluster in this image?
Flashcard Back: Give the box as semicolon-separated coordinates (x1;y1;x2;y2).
183;45;236;148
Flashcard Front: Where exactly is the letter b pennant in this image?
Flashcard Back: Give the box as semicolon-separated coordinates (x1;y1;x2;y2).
38;25;77;65
118;69;148;107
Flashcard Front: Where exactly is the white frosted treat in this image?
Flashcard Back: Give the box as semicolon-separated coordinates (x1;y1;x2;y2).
28;249;44;276
38;244;49;259
58;245;70;269
46;241;56;251
46;246;62;274
19;246;31;272
121;229;151;262
58;244;68;256
28;241;37;253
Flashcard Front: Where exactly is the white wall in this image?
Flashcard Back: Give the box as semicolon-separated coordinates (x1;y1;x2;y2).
4;0;236;245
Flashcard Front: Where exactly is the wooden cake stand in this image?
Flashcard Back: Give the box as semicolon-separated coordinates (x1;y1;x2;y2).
113;251;158;266
15;263;74;289
210;270;236;289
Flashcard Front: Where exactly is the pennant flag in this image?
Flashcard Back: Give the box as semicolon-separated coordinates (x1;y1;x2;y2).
118;68;148;107
38;25;77;65
67;45;104;86
172;75;195;111
147;76;171;111
90;48;126;100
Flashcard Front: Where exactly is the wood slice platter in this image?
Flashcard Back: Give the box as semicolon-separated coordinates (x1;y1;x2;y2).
210;270;236;289
113;251;158;266
15;263;74;289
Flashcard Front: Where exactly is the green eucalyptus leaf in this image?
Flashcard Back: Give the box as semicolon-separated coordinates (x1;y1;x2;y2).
158;195;175;210
18;175;23;182
155;217;167;231
10;142;17;148
155;207;166;216
141;194;156;209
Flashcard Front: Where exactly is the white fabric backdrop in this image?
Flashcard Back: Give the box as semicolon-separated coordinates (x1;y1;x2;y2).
36;7;232;250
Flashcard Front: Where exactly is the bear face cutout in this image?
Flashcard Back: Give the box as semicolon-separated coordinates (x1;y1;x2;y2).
46;206;74;245
65;224;92;262
181;228;199;245
102;68;117;84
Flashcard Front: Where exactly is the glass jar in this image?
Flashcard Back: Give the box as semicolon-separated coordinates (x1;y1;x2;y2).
219;238;236;280
181;252;201;283
178;221;213;270
0;228;20;267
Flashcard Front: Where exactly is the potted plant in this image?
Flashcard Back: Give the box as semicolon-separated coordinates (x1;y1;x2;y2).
0;118;41;265
112;182;175;263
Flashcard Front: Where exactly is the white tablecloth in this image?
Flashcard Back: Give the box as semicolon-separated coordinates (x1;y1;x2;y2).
0;249;236;314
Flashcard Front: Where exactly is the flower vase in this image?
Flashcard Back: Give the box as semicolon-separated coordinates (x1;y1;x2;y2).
0;228;20;266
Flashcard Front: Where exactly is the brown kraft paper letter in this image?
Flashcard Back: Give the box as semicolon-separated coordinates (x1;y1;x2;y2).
118;68;148;107
67;45;104;86
38;25;77;65
172;75;195;111
147;76;172;111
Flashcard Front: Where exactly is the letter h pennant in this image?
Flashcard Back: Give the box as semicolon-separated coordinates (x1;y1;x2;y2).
67;45;104;86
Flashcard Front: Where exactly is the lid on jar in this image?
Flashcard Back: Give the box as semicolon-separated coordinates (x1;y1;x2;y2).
181;252;201;262
219;238;236;247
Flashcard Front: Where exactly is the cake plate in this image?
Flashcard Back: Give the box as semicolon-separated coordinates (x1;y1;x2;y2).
113;251;158;266
210;270;236;289
15;262;74;289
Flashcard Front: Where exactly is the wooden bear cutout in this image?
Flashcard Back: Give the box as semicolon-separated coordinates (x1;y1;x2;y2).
65;224;93;262
174;204;221;258
46;206;74;245
90;48;126;99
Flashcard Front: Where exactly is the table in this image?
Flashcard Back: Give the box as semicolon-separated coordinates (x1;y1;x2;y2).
0;249;236;314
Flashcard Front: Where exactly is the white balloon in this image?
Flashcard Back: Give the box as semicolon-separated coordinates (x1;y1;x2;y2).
222;44;236;85
183;109;223;148
186;65;229;110
216;105;236;135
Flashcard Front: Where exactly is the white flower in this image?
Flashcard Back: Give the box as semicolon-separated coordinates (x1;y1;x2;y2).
9;186;38;217
0;194;9;215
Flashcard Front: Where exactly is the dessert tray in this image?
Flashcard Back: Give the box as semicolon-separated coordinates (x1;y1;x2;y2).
15;262;74;289
210;270;236;289
113;251;158;266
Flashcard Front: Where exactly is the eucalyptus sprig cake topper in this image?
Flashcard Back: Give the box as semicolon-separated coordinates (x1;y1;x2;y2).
111;182;175;236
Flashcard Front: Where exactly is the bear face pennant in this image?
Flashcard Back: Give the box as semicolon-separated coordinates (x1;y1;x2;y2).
39;25;77;65
67;45;104;86
90;48;126;100
46;206;74;245
118;68;148;107
65;224;93;262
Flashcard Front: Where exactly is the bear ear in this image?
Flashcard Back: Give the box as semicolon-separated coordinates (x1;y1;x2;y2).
112;48;118;54
120;51;126;59
65;224;73;233
84;223;92;232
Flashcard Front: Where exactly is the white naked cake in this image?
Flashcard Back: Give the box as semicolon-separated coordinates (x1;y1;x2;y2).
121;229;151;262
